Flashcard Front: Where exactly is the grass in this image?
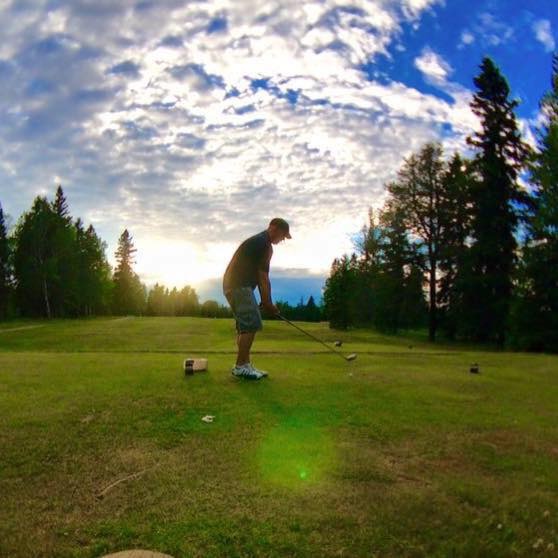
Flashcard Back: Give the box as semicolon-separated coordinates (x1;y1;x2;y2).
0;317;557;557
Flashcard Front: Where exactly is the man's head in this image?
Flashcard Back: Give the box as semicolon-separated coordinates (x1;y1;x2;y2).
268;217;292;244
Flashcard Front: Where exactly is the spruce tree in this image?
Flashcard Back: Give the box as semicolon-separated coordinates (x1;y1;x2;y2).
323;255;354;330
112;229;145;315
13;197;57;317
53;185;71;222
378;206;426;332
438;153;473;338
463;57;531;344
513;55;558;351
75;220;112;315
49;186;78;316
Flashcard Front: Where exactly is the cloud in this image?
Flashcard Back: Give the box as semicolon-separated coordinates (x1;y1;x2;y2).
460;12;515;50
402;0;444;19
0;0;478;287
458;30;475;49
533;19;555;52
414;47;452;84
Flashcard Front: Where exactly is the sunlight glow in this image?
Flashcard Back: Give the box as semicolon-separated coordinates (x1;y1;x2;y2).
134;237;234;288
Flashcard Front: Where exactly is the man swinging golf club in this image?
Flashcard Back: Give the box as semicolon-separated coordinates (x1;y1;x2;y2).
223;218;291;379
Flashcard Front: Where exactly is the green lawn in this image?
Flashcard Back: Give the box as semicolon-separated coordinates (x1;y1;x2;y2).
0;317;557;557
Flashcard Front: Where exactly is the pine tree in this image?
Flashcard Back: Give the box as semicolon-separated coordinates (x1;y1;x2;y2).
49;186;78;316
53;185;71;222
378;206;426;332
13;197;58;317
112;229;145;315
463;57;531;344
353;209;384;325
75;220;112;315
323;255;355;330
304;295;322;322
438;153;474;338
513;55;558;351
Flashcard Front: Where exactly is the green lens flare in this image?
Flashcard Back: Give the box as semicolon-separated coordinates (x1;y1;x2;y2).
256;423;334;488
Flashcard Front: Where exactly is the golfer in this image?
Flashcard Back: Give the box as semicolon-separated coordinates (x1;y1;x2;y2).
223;218;292;379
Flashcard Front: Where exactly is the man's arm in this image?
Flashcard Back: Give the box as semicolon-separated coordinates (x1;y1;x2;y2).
258;270;278;315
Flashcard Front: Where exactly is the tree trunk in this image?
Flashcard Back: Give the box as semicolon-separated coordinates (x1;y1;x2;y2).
429;261;437;342
43;277;51;319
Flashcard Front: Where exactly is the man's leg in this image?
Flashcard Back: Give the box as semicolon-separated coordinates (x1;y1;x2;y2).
236;331;256;366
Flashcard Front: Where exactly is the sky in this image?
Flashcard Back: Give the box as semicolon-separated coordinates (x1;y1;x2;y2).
0;0;556;305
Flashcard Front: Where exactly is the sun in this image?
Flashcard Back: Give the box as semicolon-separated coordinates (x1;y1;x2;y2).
133;238;231;288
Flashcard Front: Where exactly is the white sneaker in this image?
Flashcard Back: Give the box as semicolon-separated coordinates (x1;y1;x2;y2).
248;363;268;377
231;364;265;380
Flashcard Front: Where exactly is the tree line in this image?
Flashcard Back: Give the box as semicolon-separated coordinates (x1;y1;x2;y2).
0;187;231;319
0;189;325;321
323;56;558;352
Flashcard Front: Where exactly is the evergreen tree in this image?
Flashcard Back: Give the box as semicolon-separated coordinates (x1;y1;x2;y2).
177;285;199;316
386;142;446;340
49;186;79;316
0;202;12;319
112;229;145;315
438;154;474;338
463;57;531;344
323;255;355;329
75;221;113;315
12;197;58;317
512;55;558;351
146;283;166;315
378;206;426;332
53;185;71;222
353;209;384;325
304;295;322;322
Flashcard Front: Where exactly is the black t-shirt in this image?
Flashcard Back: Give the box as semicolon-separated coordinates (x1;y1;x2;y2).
223;230;273;291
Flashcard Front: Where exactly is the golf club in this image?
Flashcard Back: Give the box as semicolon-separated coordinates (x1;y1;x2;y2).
276;313;357;362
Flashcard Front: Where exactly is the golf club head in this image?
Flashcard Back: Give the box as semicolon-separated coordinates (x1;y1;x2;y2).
346;353;357;361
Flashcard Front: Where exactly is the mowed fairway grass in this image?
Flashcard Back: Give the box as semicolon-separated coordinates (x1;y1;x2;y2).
1;318;557;558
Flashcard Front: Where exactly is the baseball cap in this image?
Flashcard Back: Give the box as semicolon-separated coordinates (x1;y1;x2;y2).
269;217;292;239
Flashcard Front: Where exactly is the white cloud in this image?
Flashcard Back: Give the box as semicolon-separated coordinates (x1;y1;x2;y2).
458;30;475;48
0;0;476;290
476;12;514;47
402;0;444;20
414;47;452;84
533;19;555;52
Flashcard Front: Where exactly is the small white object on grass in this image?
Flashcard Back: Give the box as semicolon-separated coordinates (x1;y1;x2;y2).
201;415;215;423
533;538;544;550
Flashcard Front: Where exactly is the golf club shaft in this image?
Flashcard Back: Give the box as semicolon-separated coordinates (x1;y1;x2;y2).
276;313;350;361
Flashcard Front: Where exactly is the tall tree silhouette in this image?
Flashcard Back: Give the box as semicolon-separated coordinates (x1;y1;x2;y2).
463;57;531;344
386;142;446;341
112;229;145;315
49;186;79;316
323;255;356;330
75;219;112;315
438;153;474;338
13;197;57;317
513;54;558;350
